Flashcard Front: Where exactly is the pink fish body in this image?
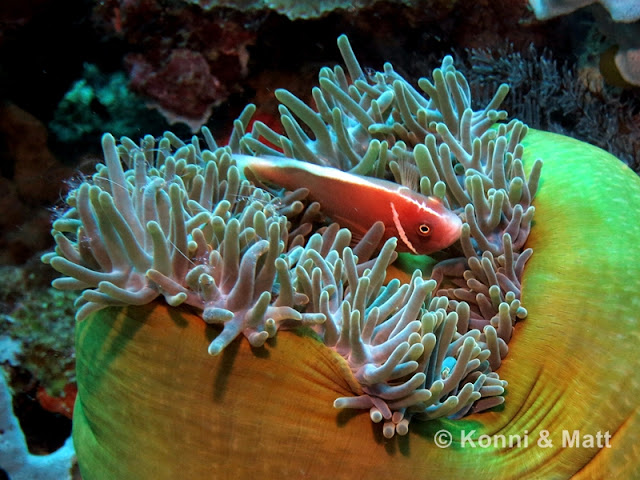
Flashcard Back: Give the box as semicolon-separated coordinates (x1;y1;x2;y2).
234;155;463;255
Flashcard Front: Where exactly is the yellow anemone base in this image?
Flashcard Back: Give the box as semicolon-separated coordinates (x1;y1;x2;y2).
74;129;640;479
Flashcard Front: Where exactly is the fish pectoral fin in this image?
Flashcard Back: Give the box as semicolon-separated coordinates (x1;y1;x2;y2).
349;229;365;245
349;221;387;259
241;166;260;184
240;167;291;196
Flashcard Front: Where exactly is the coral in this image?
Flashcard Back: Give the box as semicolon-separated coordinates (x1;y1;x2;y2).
456;43;640;171
186;0;453;20
0;104;48;182
595;12;640;86
0;371;76;480
49;63;163;145
126;49;226;132
0;336;21;366
0;263;77;430
528;0;640;86
528;0;640;21
613;43;640;86
93;0;257;130
0;287;76;395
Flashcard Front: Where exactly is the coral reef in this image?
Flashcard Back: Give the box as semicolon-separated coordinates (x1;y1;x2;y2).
0;371;76;480
93;0;258;130
0;264;77;477
49;63;165;146
0;286;76;395
126;49;227;131
2;0;638;474
528;0;640;86
186;0;449;20
592;10;640;86
84;0;537;132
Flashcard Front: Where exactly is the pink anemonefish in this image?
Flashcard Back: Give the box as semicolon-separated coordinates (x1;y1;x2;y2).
233;155;463;255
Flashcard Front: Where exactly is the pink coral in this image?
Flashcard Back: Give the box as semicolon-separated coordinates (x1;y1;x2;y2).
126;48;225;131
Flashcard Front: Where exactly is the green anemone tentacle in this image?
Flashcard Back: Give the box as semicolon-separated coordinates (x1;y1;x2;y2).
73;129;640;479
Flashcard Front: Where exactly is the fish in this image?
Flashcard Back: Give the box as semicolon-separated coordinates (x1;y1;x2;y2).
233;155;463;254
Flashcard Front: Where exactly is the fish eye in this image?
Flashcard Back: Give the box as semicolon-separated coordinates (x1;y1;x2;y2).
418;224;431;236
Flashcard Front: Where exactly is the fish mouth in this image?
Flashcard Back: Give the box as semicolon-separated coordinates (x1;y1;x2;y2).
439;213;464;250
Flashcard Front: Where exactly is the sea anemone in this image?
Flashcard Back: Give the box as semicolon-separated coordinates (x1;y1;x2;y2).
44;36;640;479
45;129;507;438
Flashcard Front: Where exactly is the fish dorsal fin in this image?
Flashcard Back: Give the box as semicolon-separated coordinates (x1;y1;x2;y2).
393;159;420;192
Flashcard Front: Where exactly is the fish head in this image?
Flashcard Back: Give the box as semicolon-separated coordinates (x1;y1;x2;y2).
389;193;463;255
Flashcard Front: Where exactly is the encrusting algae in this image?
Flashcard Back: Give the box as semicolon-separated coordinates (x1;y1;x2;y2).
42;35;640;479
